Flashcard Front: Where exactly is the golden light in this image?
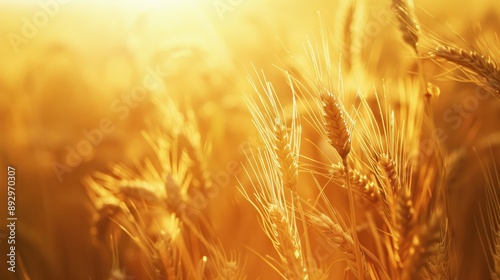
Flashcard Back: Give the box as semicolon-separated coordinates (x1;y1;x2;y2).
1;1;500;280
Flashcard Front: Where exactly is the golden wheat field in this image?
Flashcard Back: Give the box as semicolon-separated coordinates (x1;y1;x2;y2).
2;0;500;279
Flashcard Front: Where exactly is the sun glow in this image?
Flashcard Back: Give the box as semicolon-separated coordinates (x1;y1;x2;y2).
2;0;500;279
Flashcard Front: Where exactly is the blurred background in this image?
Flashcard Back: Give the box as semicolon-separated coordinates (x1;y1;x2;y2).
0;0;500;279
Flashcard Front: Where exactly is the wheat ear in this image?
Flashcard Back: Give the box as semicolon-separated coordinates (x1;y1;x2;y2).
321;89;365;280
116;180;163;203
214;258;246;280
321;90;351;158
157;214;181;280
396;188;414;246
476;152;500;279
342;1;355;72
203;242;246;280
178;129;213;193
274;117;299;192
425;238;449;280
431;45;500;94
392;0;420;53
309;213;369;279
378;154;400;192
401;210;442;280
330;164;381;204
268;204;308;279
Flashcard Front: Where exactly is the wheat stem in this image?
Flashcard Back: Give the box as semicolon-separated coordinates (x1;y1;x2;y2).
343;158;365;280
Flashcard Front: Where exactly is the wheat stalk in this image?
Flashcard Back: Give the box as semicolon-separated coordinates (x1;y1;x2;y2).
70;4;495;278
84;95;220;279
240;73;309;279
319;88;367;280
